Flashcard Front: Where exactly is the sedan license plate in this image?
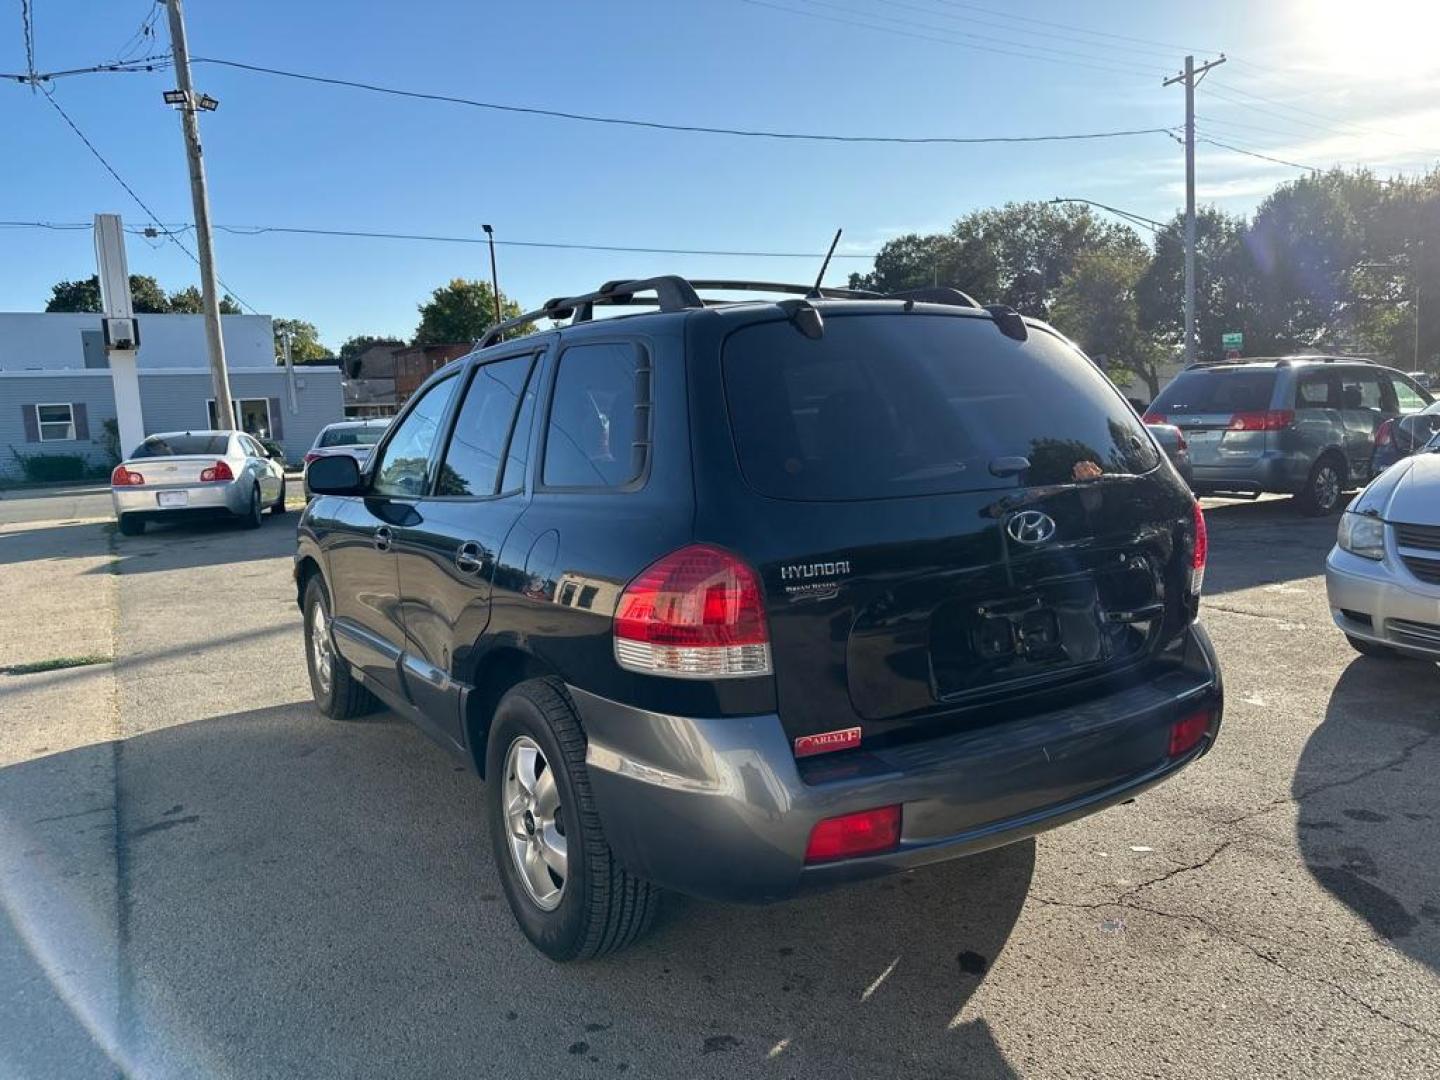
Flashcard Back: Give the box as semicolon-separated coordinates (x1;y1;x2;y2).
1187;430;1222;446
157;490;189;508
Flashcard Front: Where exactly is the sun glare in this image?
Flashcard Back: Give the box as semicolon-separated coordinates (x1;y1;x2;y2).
1300;0;1440;74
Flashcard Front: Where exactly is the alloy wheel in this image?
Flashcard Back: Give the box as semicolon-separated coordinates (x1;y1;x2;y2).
502;735;567;911
309;598;333;696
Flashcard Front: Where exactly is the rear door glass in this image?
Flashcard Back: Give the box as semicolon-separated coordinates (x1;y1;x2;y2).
1149;370;1276;414
1295;375;1335;408
722;313;1159;501
1391;377;1429;415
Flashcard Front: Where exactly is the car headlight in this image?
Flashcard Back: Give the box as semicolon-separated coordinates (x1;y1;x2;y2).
1337;511;1385;560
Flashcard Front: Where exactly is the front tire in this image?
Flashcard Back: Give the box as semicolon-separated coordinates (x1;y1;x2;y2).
303;576;377;720
486;677;660;961
1295;457;1345;516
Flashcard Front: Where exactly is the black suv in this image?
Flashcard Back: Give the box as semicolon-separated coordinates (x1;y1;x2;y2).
296;277;1223;960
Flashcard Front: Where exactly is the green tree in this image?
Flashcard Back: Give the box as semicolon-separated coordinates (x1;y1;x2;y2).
1052;247;1163;397
413;278;523;345
167;285;242;315
1137;207;1257;362
45;274;171;313
273;318;332;364
339;334;405;365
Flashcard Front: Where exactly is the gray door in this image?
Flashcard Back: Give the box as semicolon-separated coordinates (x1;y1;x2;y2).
1335;369;1387;481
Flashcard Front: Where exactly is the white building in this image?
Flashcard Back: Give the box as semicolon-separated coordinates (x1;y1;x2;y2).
0;312;344;481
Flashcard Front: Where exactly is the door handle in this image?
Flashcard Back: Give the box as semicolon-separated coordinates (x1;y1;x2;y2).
373;525;393;552
455;540;489;574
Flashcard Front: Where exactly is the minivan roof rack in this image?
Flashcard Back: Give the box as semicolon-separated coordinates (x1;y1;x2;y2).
476;275;985;349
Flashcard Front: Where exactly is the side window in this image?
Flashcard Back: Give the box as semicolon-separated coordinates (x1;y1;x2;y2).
1295;376;1333;408
542;342;646;489
1392;377;1428;415
1337;373;1383;412
435;355;535;497
242;435;265;458
372;376;457;497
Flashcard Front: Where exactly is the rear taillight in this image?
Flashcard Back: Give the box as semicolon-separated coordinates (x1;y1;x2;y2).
805;806;902;863
199;460;234;483
1228;409;1294;432
1174;429;1188;452
1169;708;1212;757
1375;419;1395;448
613;544;771;678
304;451;322;465
1142;411;1167;425
111;465;144;487
1189;501;1208;594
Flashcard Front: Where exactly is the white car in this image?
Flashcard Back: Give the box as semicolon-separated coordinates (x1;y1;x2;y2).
303;419;390;497
1326;445;1440;658
111;430;287;536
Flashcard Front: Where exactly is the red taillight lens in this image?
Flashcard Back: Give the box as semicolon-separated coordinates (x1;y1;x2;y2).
1174;429;1188;452
805;805;902;864
1375;419;1395;448
613;544;770;677
111;465;144;487
1189;501;1208;594
199;460;234;483
1228;409;1294;432
1169;709;1212;757
304;451;322;465
1142;411;1167;425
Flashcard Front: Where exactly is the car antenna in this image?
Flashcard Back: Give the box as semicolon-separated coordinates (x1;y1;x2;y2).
808;229;843;298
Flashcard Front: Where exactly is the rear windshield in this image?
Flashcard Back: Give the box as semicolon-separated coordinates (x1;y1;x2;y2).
722;313;1160;501
130;434;230;458
319;425;385;448
1149;369;1276;414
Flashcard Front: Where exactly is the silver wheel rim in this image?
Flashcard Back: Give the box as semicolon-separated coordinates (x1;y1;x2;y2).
309;599;333;696
1315;466;1339;509
502;736;567;911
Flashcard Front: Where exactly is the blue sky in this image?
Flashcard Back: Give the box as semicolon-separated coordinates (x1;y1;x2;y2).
3;0;1438;349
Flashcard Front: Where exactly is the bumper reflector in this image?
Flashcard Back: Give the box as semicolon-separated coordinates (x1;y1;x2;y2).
1169;709;1211;758
804;805;902;864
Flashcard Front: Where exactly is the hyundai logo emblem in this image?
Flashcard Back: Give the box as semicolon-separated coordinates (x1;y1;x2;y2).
1006;510;1057;545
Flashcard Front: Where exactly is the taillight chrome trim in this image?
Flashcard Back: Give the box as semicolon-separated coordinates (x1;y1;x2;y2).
614;638;772;680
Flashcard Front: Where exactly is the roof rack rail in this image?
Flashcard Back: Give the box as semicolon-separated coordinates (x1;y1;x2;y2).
478;275;702;348
685;280;883;300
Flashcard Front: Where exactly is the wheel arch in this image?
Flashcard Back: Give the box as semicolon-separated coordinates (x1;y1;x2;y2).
295;553;324;609
465;644;563;778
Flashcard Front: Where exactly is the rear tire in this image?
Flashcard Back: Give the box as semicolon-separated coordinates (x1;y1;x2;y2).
1346;634;1403;659
270;477;287;516
486;677;660;961
239;483;263;529
117;514;145;536
303;576;378;720
1295;456;1345;516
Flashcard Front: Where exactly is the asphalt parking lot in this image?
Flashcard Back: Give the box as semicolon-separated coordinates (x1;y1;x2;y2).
1;492;1437;1079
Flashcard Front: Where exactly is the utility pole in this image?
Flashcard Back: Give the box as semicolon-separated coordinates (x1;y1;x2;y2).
1164;53;1226;364
481;224;502;324
162;0;235;429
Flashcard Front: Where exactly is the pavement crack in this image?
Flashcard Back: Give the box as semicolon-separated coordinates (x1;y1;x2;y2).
1202;602;1297;623
1118;838;1238;900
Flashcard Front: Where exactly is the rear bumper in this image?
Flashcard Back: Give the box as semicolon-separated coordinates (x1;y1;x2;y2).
577;623;1223;903
1191;452;1308;495
112;480;248;519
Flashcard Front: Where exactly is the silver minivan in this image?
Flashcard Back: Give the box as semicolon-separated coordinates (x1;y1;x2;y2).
1145;357;1433;514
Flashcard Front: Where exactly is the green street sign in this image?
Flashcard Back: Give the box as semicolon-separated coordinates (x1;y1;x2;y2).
1222;331;1244;350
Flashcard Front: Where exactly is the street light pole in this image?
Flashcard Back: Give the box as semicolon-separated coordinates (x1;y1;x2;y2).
162;0;234;429
481;224;502;326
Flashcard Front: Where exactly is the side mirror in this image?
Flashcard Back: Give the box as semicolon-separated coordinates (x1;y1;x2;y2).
306;454;364;496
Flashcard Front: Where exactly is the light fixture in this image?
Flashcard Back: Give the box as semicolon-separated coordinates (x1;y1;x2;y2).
196;94;219;112
162;89;187;106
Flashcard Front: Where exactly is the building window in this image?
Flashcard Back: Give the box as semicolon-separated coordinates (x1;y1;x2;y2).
36;403;76;441
207;398;274;438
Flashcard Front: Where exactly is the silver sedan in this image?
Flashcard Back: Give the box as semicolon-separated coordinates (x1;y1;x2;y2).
111;430;287;536
1326;446;1440;659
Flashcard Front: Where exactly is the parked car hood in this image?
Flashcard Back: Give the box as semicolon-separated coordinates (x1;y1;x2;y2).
1353;451;1440;525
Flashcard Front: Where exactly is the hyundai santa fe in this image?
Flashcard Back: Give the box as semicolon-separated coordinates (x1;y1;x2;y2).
295;276;1223;960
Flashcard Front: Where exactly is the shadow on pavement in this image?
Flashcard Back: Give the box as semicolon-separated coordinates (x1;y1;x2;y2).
1;703;1031;1078
1295;657;1440;975
1201;497;1341;596
95;513;300;576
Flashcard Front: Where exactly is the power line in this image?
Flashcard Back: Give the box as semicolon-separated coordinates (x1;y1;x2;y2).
113;0;163;64
1195;134;1320;173
189;56;1177;145
921;0;1221;57
1207;79;1418;146
0;219;887;258
36;87;258;313
753;0;1169;76
3;55;172;83
733;0;1159;78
